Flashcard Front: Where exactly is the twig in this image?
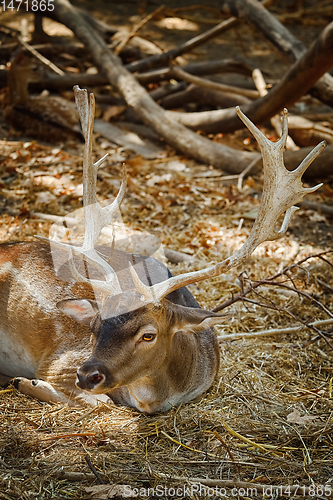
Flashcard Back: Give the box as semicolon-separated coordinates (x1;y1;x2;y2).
237;157;260;191
260;279;333;319
41;432;96;441
218;318;333;341
213;251;333;312
165;21;333;133
299;200;333;216
226;0;333;108
18;36;64;75
53;469;96;481
114;5;164;56
84;455;106;484
252;68;298;150
125;0;272;73
172;65;259;99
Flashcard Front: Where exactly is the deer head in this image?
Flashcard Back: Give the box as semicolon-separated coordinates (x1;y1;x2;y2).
42;86;324;402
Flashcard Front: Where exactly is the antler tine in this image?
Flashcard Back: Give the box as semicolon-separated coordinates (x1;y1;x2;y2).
292;140;326;181
41;86;127;296
129;108;325;305
68;248;120;294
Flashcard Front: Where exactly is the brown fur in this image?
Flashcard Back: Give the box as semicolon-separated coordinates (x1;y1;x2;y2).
0;242;221;413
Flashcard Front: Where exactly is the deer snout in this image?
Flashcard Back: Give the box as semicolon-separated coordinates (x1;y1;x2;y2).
76;362;108;392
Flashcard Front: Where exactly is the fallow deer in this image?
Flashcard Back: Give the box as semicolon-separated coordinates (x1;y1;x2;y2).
0;86;325;413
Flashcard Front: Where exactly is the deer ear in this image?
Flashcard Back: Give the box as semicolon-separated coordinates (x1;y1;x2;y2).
57;299;99;326
170;303;230;334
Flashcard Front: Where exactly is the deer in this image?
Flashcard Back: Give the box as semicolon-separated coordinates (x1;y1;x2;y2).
0;86;325;413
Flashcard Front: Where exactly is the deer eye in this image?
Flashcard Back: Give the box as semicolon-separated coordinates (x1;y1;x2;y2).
141;333;156;342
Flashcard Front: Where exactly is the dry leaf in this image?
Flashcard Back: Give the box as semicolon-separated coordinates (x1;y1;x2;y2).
85;484;136;498
286;410;318;425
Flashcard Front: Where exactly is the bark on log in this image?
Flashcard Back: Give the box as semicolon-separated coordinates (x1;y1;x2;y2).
166;21;333;133
226;0;333;107
137;59;253;85
26;59;252;92
160;84;251;109
171;66;258;99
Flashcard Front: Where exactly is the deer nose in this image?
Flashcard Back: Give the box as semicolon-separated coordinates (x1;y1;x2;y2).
76;365;106;391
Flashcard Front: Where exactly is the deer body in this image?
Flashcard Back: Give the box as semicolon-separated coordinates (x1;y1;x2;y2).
0;86;325;413
0;241;219;413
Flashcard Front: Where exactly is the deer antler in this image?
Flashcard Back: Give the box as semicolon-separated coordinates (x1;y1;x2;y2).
130;107;325;305
41;86;126;296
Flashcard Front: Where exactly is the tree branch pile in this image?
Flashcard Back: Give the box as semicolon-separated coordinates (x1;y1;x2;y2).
4;0;333;178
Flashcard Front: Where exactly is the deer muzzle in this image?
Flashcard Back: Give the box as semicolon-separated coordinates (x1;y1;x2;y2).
76;361;110;392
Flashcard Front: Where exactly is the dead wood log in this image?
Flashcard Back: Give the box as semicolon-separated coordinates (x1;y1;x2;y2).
125;16;240;74
165;21;333;133
149;82;187;102
225;0;333;107
18;0;330;179
47;0;259;174
171;66;258;99
137;59;253;85
28;59;252;92
299;201;333;217
287;115;333;147
160;84;251;109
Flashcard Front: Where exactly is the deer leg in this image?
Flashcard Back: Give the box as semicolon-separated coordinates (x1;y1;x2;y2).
13;377;77;406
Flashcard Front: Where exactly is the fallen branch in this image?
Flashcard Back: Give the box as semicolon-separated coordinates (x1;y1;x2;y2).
226;0;333;107
171;65;258;99
50;0;259;174
114;5;164;56
138;59;253;85
160;84;251;110
213;251;333;312
252;68;298;150
27;59;252;92
218;319;333;341
299;200;333;217
165;21;333;133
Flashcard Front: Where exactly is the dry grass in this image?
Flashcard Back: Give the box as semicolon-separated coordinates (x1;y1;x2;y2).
0;136;333;499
